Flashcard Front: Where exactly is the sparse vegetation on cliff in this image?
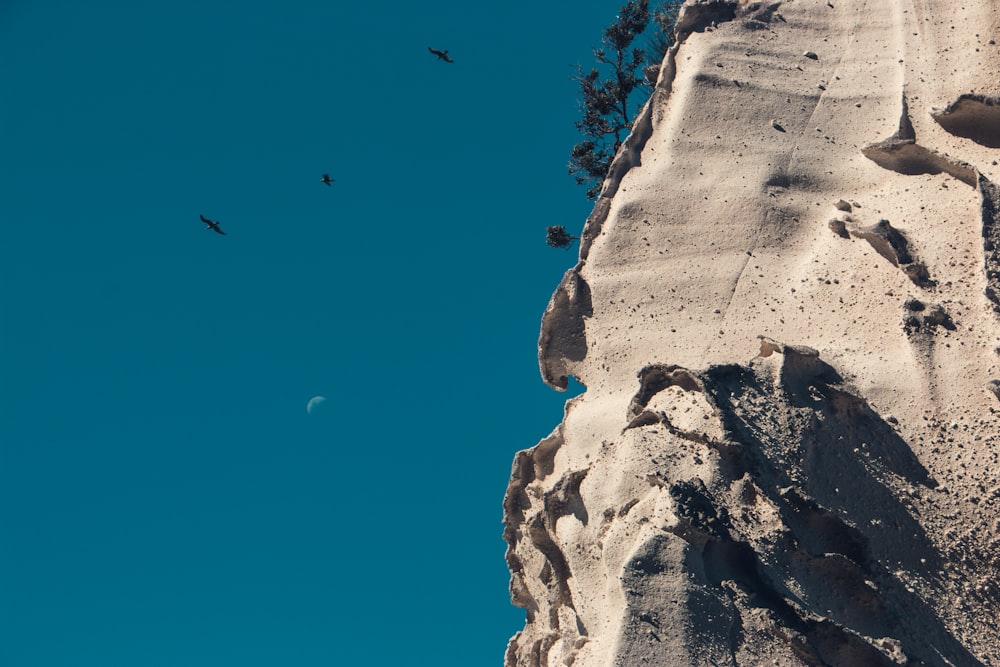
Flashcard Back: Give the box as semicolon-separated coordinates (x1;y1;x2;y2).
546;225;580;249
647;1;683;63
568;0;683;200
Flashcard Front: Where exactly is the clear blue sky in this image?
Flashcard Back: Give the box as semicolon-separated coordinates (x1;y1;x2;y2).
0;1;636;664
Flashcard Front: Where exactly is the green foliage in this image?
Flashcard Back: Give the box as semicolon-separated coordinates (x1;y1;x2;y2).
546;225;579;249
568;0;684;200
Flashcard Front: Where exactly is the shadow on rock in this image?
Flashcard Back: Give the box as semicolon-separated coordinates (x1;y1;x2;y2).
618;340;981;666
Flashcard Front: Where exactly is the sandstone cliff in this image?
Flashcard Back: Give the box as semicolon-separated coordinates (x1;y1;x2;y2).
505;0;1000;664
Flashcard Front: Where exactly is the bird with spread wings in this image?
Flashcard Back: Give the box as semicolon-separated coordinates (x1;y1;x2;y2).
199;214;226;236
428;47;454;63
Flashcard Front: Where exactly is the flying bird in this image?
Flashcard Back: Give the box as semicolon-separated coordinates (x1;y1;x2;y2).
320;173;335;186
428;47;454;63
199;214;226;235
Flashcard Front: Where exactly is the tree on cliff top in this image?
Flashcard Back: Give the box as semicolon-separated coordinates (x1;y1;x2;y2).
568;0;684;200
568;0;651;200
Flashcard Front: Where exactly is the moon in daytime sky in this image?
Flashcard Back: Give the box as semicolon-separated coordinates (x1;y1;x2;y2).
306;396;327;415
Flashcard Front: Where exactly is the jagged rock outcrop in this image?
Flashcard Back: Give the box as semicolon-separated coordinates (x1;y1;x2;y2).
848;219;936;287
862;95;978;187
931;94;1000;148
506;0;1000;664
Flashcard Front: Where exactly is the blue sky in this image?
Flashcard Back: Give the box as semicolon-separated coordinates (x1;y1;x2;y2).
0;1;637;664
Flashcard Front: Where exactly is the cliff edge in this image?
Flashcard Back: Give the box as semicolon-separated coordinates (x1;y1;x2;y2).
506;0;1000;664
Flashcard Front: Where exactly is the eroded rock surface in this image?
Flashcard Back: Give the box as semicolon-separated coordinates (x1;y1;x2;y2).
932;94;1000;148
506;0;1000;665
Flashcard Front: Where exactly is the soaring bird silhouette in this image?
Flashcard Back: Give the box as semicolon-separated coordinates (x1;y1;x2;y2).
199;214;226;236
320;173;335;186
428;47;454;63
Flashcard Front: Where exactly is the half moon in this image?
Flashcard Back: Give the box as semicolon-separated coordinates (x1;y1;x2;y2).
306;395;327;415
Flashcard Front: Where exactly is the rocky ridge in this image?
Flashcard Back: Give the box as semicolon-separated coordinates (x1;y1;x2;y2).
506;0;1000;664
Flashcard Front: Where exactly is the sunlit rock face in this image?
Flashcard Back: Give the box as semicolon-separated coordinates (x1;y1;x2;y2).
505;0;1000;664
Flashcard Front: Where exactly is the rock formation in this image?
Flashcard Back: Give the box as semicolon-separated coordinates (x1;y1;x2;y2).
504;0;1000;664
